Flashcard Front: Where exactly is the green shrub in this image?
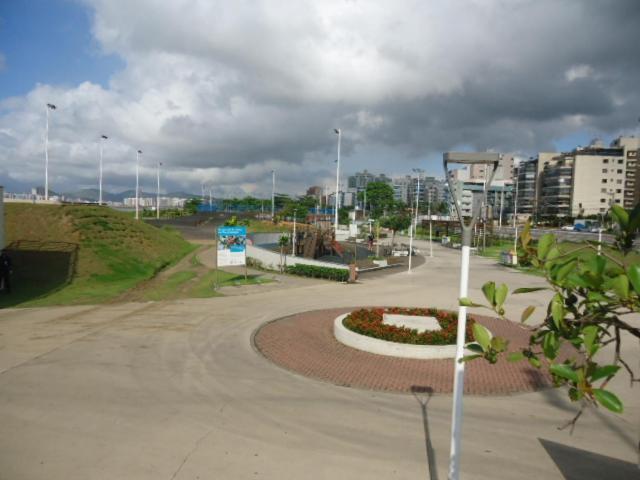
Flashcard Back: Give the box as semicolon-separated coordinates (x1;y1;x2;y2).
286;264;349;282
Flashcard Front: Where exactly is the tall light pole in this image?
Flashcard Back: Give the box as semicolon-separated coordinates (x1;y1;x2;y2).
428;182;433;258
135;149;142;220
513;168;520;253
156;161;162;220
444;152;500;480
44;103;56;201
408;168;423;273
334;128;341;232
99;135;108;205
271;170;275;221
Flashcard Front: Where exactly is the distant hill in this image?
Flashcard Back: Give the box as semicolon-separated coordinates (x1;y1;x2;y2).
2;204;195;307
62;189;200;202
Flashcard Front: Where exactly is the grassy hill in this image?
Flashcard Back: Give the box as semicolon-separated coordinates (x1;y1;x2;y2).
2;204;195;307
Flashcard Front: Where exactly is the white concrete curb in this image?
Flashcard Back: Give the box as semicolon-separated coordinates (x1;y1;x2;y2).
333;313;464;360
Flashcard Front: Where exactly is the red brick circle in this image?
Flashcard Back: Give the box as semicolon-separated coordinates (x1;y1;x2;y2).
254;307;561;395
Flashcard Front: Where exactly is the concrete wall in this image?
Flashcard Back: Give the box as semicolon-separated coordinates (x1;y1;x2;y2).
247;244;348;271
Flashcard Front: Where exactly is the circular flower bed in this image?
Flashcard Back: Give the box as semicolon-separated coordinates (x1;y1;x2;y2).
342;307;475;345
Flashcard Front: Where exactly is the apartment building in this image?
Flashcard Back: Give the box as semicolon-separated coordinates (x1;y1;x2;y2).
537;137;638;217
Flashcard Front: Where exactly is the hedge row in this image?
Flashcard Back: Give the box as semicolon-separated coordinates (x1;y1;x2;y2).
286;264;349;282
343;307;475;345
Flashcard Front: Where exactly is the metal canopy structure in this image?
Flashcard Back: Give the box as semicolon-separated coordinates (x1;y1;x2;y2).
443;151;500;480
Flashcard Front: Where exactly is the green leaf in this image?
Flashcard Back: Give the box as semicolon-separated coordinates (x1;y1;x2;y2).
592;389;624;413
590;365;620;383
537;234;554;260
482;282;496;306
587;255;606;276
507;351;526;362
465;343;484;353
542;332;560;360
490;336;508;352
472;323;492;351
521;305;535;323
528;356;541;368
610;205;629;229
550;363;579;383
459;354;483;363
607;274;629;299
627;264;640;295
546;247;561;263
459;298;484;308
565;273;590;289
582;325;599;356
494;283;508;308
550;295;564;329
555;259;577;282
513;287;548;294
629;202;640;232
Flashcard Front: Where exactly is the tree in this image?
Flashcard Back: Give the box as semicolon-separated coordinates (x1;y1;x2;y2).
366;182;395;218
381;214;412;248
278;234;289;273
184;198;202;215
338;207;351;225
461;203;640;427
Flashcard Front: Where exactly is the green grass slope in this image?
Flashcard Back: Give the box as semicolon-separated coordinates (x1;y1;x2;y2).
2;204;195;307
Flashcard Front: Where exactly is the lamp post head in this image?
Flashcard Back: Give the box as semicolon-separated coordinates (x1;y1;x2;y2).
46;103;56;110
101;135;108;140
334;128;340;135
137;149;142;154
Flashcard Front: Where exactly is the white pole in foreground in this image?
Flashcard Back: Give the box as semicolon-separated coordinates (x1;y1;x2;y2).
44;103;56;201
428;197;433;258
449;241;471;480
156;161;162;220
99;135;108;205
271;170;275;221
135;149;142;220
444;151;500;480
408;173;420;273
334;128;341;232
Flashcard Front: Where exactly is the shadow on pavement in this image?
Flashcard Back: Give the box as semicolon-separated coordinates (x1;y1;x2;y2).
539;438;638;479
411;386;439;480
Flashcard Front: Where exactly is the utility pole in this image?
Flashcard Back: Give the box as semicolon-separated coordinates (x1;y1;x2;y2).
334;128;341;232
271;170;275;221
99;135;108;205
44;103;56;201
135;149;142;220
156;161;162;219
408;168;423;273
513;169;519;252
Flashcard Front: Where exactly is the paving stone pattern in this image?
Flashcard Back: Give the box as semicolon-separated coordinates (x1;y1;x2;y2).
255;307;567;395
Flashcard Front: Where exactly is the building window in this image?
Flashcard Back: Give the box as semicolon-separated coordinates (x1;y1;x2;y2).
602;168;608;173
617;169;623;174
616;189;622;193
617;179;623;184
602;179;607;183
603;159;609;163
615;199;621;203
618;159;623;164
600;198;606;203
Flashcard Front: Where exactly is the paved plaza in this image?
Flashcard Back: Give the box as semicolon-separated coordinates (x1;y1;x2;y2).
0;241;637;479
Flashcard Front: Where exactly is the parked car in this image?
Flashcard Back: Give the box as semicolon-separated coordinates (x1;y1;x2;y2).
561;225;574;231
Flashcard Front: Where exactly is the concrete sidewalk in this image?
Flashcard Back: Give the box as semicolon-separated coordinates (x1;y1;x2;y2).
0;243;637;479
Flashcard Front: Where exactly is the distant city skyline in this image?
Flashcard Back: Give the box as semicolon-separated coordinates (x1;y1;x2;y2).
1;1;639;197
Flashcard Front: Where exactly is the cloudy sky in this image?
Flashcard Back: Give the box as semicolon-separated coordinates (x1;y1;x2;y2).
1;0;639;197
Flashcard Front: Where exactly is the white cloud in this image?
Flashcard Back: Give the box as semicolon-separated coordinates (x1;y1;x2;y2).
1;0;639;195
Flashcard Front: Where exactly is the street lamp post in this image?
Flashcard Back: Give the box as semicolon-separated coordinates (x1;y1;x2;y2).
334;128;341;232
44;103;56;201
271;170;275;221
428;186;433;258
292;212;297;257
513;170;520;253
156;161;162;220
99;135;108;205
135;150;142;220
408;168;423;273
444;152;500;480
